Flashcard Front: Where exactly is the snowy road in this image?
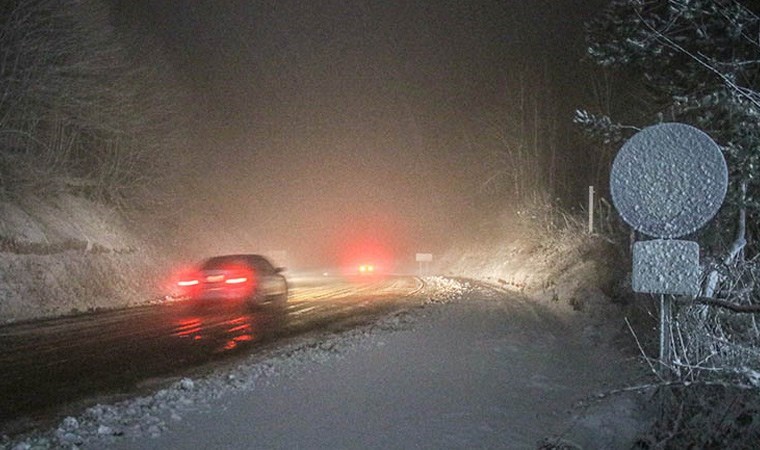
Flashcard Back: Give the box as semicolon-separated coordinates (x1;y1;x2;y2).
115;279;645;449
0;275;424;435
2;278;650;449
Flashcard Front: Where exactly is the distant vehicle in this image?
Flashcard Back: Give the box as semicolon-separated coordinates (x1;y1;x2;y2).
176;254;287;309
358;263;375;275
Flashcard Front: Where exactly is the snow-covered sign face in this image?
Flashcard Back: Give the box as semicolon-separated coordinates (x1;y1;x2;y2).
610;123;728;239
632;239;700;296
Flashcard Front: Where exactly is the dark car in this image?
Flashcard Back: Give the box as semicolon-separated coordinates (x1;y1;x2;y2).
177;254;288;309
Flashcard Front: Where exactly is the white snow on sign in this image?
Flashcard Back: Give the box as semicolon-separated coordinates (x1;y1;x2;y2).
632;240;700;296
415;253;433;262
610;123;727;239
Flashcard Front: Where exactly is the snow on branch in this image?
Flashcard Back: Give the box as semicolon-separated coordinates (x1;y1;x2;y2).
680;297;760;314
634;7;760;111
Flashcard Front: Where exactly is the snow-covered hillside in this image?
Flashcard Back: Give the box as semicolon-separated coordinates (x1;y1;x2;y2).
435;214;626;317
0;195;163;323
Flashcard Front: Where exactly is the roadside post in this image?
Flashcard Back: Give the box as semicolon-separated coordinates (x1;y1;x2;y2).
415;253;433;276
609;123;727;376
588;186;594;234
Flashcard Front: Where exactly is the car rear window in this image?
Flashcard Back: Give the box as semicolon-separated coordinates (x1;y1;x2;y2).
200;255;275;274
201;256;249;270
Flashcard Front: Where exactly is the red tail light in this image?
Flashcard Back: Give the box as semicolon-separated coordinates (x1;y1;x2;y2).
225;277;248;284
173;262;257;300
175;270;202;297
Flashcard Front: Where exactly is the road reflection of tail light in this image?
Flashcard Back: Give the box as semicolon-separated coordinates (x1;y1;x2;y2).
174;318;203;339
220;316;255;351
227;323;251;333
223;334;254;351
174;314;258;352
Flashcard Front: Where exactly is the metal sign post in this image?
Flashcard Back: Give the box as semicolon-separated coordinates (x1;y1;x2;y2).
609;123;727;377
659;294;671;372
632;239;701;374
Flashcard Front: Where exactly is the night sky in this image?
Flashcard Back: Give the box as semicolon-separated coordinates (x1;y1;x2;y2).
111;0;606;269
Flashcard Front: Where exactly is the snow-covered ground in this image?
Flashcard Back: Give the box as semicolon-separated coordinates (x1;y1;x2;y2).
2;277;652;450
0;195;167;324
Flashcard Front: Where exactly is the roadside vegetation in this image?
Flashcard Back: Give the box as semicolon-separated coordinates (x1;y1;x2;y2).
576;1;760;447
0;0;187;209
0;0;189;322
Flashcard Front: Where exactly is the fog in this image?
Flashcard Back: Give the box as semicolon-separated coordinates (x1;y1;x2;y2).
112;0;605;270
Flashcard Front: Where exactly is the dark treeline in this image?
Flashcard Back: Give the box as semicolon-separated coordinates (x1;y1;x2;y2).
0;0;187;209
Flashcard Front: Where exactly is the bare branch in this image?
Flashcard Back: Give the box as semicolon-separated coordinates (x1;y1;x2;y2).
679;297;760;314
635;8;760;110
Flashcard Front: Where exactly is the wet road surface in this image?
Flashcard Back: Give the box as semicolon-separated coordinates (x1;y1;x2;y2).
0;275;423;433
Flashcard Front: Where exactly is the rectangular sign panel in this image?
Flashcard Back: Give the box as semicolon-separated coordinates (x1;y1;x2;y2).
415;253;433;262
632;240;700;296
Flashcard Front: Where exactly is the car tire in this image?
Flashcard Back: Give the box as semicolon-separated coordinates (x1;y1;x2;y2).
275;280;288;307
245;289;265;312
269;282;288;328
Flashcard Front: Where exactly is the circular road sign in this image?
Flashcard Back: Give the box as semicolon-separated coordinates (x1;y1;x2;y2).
610;123;728;239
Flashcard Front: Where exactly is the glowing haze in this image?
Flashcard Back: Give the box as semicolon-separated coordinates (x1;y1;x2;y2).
111;0;603;270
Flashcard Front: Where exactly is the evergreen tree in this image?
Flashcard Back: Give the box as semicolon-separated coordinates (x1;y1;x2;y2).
577;0;760;257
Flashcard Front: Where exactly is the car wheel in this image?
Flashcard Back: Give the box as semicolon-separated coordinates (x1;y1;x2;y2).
245;290;265;312
275;280;288;307
269;282;288;328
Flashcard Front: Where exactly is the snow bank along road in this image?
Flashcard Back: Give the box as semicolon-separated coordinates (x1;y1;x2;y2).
3;277;647;449
0;275;424;435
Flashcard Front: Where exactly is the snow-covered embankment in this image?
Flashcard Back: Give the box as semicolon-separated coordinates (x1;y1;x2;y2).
0;195;162;323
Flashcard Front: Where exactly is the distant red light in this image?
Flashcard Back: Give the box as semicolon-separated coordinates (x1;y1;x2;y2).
178;279;200;287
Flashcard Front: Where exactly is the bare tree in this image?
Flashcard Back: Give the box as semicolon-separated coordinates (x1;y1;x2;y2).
479;63;561;210
0;0;187;209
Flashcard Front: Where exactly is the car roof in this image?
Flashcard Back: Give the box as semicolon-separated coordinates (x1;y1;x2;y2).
200;254;273;270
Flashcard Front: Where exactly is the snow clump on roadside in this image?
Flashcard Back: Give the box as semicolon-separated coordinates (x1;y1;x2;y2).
4;376;208;449
422;276;471;304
